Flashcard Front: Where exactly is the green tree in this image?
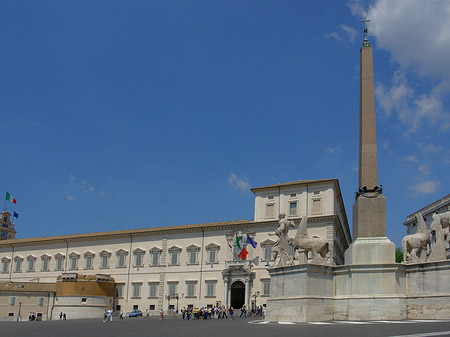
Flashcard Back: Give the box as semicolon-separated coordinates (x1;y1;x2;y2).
395;248;404;263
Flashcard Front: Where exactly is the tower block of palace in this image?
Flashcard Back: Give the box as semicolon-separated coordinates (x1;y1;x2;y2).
344;20;395;265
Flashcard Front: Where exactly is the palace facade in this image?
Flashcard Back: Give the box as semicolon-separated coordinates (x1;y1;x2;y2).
0;179;351;319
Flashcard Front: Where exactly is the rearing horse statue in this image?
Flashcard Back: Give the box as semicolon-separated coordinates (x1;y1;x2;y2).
289;216;329;264
401;213;430;263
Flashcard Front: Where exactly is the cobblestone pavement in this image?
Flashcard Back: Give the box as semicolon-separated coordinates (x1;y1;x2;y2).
2;316;450;337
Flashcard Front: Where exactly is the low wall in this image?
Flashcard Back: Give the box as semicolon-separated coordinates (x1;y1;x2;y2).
267;260;450;322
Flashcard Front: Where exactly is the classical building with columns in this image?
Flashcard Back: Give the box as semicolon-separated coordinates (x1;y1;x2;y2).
0;178;351;319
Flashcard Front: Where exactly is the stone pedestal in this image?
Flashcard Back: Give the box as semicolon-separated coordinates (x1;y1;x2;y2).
345;237;395;265
266;264;334;322
352;195;386;238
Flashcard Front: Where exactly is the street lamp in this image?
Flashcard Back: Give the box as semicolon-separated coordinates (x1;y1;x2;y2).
17;302;22;322
166;294;180;314
252;291;260;314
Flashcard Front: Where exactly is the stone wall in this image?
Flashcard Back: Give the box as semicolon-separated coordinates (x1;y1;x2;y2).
267;260;450;322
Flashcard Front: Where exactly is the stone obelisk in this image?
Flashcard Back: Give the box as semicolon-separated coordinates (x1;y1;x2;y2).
345;18;395;264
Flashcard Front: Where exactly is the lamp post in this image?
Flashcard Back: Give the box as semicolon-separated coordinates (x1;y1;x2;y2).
165;295;171;311
166;294;180;314
17;302;22;321
252;291;260;314
174;293;179;313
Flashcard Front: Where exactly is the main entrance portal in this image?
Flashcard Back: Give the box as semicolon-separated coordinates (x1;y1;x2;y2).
230;281;245;309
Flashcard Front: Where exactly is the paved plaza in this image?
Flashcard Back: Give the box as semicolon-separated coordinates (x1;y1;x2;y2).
2;316;450;337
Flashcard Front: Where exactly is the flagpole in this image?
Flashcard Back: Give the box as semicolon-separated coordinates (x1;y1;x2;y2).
4;190;7;211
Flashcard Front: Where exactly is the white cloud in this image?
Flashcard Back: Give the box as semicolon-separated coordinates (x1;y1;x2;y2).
418;164;431;175
348;1;450;134
380;140;389;150
409;180;440;197
403;155;418;163
367;0;450;80
69;174;76;184
326;144;342;154
347;0;367;17
228;173;250;193
65;193;76;201
325;24;358;43
375;71;450;133
418;143;442;154
68;174;97;195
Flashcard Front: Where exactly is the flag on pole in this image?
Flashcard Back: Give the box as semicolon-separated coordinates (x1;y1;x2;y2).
235;234;248;260
13;212;19;218
246;234;257;248
5;192;17;204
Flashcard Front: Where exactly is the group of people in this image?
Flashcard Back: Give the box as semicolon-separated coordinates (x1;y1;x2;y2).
28;312;38;321
103;309;114;322
58;312;67;320
179;305;265;320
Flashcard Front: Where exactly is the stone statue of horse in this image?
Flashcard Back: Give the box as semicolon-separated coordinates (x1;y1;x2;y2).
428;208;450;261
289;216;329;264
401;213;430;263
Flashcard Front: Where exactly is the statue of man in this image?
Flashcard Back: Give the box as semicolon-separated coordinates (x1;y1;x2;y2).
270;213;295;266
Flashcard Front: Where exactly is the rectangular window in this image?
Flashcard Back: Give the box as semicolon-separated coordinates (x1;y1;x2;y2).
171;252;178;265
152;253;159;266
81;298;87;303
118;255;125;268
206;282;215;297
116;284;124;298
168;283;177;296
289;201;297;216
312;199;321;214
14;260;21;272
266;204;275;218
209;250;216;264
42;259;49;271
38;297;45;306
101;256;109;268
2;261;9;273
28;259;34;271
149;283;158;297
70;257;78;270
187;283;196;297
86;256;93;269
149;305;155;310
189;251;197;264
135;254;143;267
262;281;270;296
132;284;141;298
264;247;273;260
10;296;16;305
56;258;63;271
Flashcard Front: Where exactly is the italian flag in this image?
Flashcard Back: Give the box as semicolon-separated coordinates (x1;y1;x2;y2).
6;192;17;204
236;234;248;260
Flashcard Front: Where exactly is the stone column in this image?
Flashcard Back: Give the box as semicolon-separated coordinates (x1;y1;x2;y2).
224;280;229;307
245;279;250;308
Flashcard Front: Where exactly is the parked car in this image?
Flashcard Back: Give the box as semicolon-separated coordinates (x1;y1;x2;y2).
129;310;143;317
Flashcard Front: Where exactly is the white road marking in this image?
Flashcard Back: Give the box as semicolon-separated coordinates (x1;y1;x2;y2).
279;321;295;325
389;331;450;337
334;321;374;324
373;321;415;324
308;322;333;325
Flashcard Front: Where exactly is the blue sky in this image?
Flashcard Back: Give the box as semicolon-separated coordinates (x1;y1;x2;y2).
1;1;449;249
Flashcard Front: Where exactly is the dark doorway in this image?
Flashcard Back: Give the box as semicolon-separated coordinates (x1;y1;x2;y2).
230;281;245;309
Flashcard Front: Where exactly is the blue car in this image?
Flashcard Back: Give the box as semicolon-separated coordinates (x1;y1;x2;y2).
129;310;143;317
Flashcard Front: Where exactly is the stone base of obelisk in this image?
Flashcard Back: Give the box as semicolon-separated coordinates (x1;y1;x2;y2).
344;237;396;264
